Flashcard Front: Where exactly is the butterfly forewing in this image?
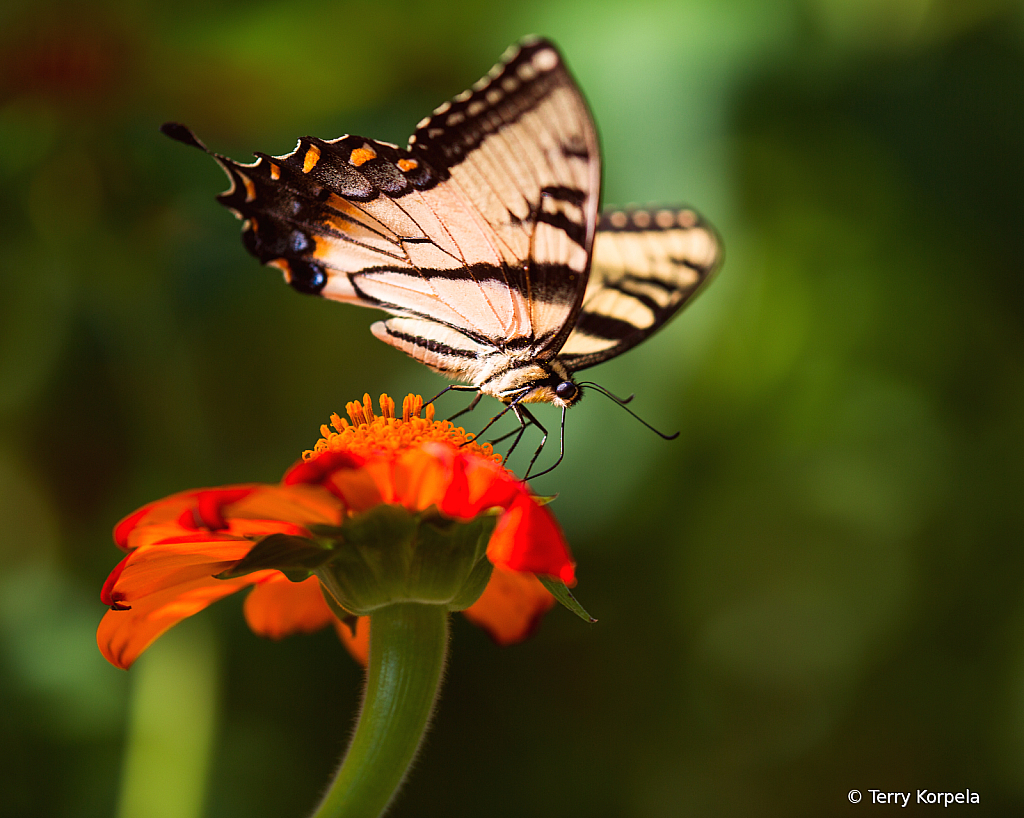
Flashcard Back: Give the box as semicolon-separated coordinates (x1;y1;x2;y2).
395;37;602;358
198;37;599;387
556;207;722;371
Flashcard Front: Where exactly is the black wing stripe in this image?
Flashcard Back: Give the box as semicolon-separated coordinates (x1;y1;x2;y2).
620;273;676;295
572;311;636;341
668;256;710;274
542;185;586;206
377;325;478;359
409;39;565;173
606;282;662;316
370;317;499;382
536;209;587;247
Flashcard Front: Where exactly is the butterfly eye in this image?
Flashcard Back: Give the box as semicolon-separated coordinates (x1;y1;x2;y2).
555;381;578;401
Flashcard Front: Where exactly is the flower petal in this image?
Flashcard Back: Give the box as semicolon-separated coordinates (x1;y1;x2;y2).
99;526;281;668
243;575;336;639
102;532;257;603
332;458;393;510
115;484;343;551
287;451;390;512
114;486;257;550
283;450;362;486
98;570;272;669
461;565;555;645
391;446;452;513
222;484;345;528
112;518;312;560
487;493;576;584
449;451;520;516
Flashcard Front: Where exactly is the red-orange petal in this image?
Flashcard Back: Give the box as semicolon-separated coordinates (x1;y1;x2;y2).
390;446;452;512
101;531;262;599
114;484;344;552
222;484;345;528
487;493;576;584
325;458;391;511
98;570;274;669
243;575;335;639
283;450;362;486
461;565;555;645
110;517;312;563
113;486;257;550
448;451;520;516
99;522;290;669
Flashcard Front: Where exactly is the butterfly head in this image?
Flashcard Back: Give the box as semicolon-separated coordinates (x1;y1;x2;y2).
487;360;582;409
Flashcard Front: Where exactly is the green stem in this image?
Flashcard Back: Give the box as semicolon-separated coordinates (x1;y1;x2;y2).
311;604;449;818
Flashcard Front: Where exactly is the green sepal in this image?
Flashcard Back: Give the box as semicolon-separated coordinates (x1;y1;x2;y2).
306;523;347;538
314;505;498;616
447;549;494;611
538;575;597;623
319;581;358;631
216;533;334;582
532;493;558;506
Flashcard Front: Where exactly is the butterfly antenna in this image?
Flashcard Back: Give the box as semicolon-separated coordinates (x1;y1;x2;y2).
580;385;679;440
577;381;635;404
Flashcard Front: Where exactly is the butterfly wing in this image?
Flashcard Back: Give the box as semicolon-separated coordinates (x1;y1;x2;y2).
166;37;600;386
555;207;722;371
402;36;601;358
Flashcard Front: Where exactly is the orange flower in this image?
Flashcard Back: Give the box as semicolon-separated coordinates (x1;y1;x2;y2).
98;394;573;669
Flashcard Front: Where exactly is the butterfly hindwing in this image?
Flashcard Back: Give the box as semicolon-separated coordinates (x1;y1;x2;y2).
556;207;722;371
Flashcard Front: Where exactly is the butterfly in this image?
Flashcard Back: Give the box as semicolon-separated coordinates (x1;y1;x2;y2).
162;36;721;477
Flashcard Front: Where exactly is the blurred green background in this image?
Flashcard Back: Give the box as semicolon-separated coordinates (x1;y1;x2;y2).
2;0;1024;815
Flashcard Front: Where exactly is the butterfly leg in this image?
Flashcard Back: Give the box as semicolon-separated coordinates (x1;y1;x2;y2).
446;392;482;422
425;383;477;408
514;405;552;480
501;407;535;461
469;401;518;444
488;418;536;453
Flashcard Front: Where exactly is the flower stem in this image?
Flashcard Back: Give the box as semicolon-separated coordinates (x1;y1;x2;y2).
311;603;449;818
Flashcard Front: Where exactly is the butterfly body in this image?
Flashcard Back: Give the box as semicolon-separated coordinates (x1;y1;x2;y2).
164;36;720;471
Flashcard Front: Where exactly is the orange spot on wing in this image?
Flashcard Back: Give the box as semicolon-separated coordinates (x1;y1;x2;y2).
349;145;377;167
239;171;256;202
397;158;418;172
270;163;281;180
267;258;291;281
324;195;395;237
303;144;321;173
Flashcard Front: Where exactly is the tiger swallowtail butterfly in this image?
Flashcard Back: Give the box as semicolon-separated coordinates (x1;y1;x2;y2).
162;36;722;477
